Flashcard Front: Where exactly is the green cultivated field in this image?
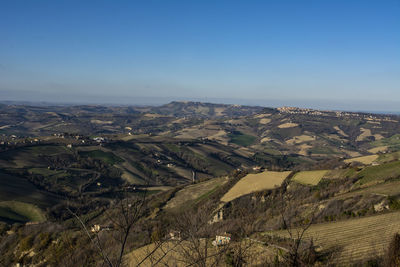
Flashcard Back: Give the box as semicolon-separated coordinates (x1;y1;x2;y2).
0;201;46;224
371;134;400;151
0;170;61;223
0;171;60;207
333;180;400;201
377;151;400;163
228;131;256;146
309;146;338;155
0;145;72;169
24;145;69;156
79;150;124;165
356;160;400;186
29;167;68;178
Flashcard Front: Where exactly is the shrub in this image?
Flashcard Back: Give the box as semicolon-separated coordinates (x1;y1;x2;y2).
386;233;400;267
19;235;34;251
36;232;51;251
0;222;9;235
388;196;400;210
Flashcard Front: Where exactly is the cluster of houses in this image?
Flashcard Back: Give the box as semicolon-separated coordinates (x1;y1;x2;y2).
89;225;231;247
277;107;399;124
212;233;231;246
90;224;113;233
278;106;325;116
168;230;231;247
0;135;42;148
93;136;106;143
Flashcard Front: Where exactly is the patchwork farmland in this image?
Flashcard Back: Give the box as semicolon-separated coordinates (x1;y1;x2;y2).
1;101;400;265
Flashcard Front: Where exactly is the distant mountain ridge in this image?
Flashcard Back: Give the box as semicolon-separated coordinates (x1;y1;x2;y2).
143;101;266;118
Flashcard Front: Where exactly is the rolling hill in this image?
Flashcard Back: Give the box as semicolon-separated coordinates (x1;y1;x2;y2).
1;101;400;266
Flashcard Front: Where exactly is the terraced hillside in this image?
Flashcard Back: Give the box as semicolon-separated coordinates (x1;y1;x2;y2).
265;211;400;264
125;240;273;266
332;179;400;201
102;138;258;185
0;136;260;223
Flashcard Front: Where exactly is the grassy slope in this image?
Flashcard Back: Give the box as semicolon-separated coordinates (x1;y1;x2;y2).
344;155;378;165
377;151;400;163
370;134;400;151
79;150;124;165
332;180;400;201
29;167;68;178
324;168;357;179
0;206;29;224
228;131;256;147
292;170;330;186
165;177;227;210
221;171;292;203
0;170;61;223
0;171;60;207
126;240;273;266
0;201;46;223
357;161;400;186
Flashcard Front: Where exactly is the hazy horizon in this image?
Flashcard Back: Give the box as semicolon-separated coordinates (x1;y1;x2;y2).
1;1;399;112
1;90;400;115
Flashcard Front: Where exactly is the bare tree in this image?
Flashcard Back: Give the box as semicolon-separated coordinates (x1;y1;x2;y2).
385;233;400;267
223;205;266;267
225;237;269;267
278;194;318;267
128;225;183;266
69;189;152;267
170;204;230;267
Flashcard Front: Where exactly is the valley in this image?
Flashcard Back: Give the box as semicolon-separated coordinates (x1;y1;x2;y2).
1;101;400;266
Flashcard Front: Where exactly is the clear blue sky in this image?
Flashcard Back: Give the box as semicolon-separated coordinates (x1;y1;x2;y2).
1;0;399;111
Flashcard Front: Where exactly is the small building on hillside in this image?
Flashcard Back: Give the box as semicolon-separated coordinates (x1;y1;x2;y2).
91;224;113;233
168;230;181;240
209;209;223;224
212;232;231;246
91;224;101;233
93;137;105;143
252;166;262;171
